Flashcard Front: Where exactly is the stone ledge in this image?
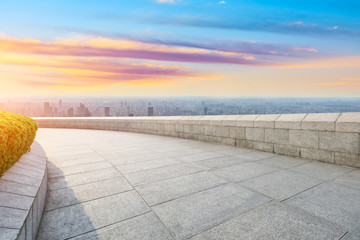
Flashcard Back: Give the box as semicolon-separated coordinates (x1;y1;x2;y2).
0;141;48;240
34;113;360;168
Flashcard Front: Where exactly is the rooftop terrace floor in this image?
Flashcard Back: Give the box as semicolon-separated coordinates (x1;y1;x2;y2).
35;128;360;240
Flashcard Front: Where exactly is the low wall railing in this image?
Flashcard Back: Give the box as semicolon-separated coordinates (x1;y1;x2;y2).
34;112;360;168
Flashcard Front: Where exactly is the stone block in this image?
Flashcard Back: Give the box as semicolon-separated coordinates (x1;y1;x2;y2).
0;207;27;229
246;128;265;142
300;148;334;163
252;142;274;152
301;113;340;131
0;228;19;240
203;125;216;136
152;183;270;239
335;152;360;168
336;112;360;133
274;144;300;157
0;179;38;197
215;126;230;138
0;192;33;210
221;115;242;127
237;115;259;127
254;114;280;128
275;113;307;129
209;136;223;144
229;126;245;139
235;140;253;149
183;124;195;134
265;129;289;145
319;131;359;154
25;207;32;240
289;130;318;148
221;137;236;146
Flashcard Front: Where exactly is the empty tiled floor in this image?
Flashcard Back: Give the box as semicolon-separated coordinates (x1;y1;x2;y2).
35;128;360;240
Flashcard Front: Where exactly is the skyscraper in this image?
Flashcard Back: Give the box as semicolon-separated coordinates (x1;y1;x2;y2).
104;106;110;117
44;102;52;117
148;106;154;116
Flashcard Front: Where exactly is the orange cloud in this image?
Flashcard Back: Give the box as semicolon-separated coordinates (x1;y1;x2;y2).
315;77;360;86
273;56;360;69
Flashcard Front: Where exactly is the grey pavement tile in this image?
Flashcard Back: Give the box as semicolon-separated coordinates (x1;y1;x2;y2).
115;158;180;174
37;191;150;240
334;169;360;190
46;177;133;210
164;148;207;157
0;207;27;229
1;171;41;187
0;228;20;240
152;183;270;239
137;172;229;206
212;162;280;182
240;170;323;200
48;161;113;178
259;155;309;169
0;192;34;210
190;202;346;240
52;155;106;168
288;161;354;180
175;151;228;163
285;181;360;234
232;151;275;161
0;179;38;197
70;213;173;240
48;168;123;190
191;156;249;170
124;163;203;186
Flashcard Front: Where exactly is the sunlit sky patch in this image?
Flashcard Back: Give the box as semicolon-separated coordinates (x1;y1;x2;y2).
0;0;359;97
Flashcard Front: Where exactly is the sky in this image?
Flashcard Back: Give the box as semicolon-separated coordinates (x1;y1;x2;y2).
0;0;359;97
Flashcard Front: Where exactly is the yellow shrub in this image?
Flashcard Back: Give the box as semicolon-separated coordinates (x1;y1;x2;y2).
0;110;38;176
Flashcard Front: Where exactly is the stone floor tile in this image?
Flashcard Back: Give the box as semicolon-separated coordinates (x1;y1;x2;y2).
285;181;360;234
212;162;280;182
240;170;323;200
48;168;122;191
48;161;113;178
137;172;229;206
114;158;180;174
70;213;173;240
37;191;150;239
124;163;203;186
191;156;249;170
288;161;354;180
0;207;27;229
190;202;346;240
152;183;270;239
334;169;360;190
46;177;133;210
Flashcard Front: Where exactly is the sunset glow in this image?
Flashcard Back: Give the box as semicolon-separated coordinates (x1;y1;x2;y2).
0;0;359;97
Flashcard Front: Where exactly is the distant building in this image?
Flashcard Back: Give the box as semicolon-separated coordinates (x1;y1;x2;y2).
148;106;154;116
44;102;52;117
204;107;208;115
67;108;74;117
104;106;110;117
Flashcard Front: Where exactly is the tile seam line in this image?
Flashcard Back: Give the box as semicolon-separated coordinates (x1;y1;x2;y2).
48;166;114;179
84;143;177;239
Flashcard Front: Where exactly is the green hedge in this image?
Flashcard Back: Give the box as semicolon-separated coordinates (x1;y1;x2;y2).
0;110;38;176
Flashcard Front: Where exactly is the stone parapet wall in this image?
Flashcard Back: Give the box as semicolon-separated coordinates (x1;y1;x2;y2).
34;112;360;168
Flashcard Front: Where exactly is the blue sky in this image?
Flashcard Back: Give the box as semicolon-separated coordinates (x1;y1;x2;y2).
0;0;359;96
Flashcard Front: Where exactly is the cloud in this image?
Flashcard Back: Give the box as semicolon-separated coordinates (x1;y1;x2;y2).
156;0;175;3
316;77;360;86
0;36;264;65
218;1;226;4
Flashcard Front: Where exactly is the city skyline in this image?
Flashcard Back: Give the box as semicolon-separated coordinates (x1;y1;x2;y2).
0;0;359;97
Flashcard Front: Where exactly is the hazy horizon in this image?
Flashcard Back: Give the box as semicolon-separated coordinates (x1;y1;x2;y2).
0;0;359;97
